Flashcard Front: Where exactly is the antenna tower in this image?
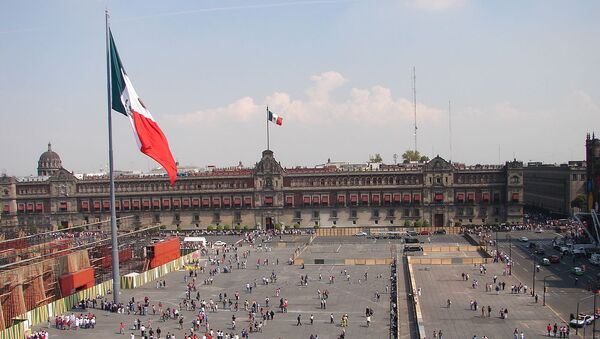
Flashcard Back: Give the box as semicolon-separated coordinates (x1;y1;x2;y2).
413;67;418;153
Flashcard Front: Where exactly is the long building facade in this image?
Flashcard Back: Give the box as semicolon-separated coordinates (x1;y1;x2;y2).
0;145;524;231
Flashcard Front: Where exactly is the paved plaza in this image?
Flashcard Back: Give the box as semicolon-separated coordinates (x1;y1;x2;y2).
413;262;568;338
33;236;393;339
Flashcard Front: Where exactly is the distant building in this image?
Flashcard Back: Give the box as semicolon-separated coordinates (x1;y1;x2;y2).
522;161;586;215
0;145;524;231
586;133;600;211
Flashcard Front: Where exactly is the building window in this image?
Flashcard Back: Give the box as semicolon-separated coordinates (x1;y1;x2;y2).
352;220;356;225
403;209;410;217
351;210;357;219
154;214;160;223
372;209;379;218
511;175;520;184
234;211;242;223
194;215;200;221
436;177;441;184
374;219;378;224
413;209;420;217
331;210;338;218
213;212;220;223
294;211;301;219
388;209;395;218
581;174;586;181
313;211;320;220
333;220;337;225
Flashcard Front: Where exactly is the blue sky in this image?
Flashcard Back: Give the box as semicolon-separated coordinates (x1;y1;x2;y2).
1;0;599;175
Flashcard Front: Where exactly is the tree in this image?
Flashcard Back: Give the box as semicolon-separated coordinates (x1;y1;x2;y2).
571;194;587;210
207;225;214;232
274;223;282;231
369;153;383;163
414;219;423;227
404;220;412;227
223;224;230;231
242;225;250;232
423;219;430;227
234;224;241;231
216;225;223;232
293;223;300;229
402;150;429;163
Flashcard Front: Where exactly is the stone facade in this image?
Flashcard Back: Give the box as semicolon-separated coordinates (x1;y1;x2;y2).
0;146;524;231
523;161;586;215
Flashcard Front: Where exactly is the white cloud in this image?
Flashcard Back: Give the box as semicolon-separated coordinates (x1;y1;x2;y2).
406;0;468;11
567;89;599;112
173;71;445;126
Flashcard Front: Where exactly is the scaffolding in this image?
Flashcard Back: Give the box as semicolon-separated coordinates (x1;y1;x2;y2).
0;217;163;329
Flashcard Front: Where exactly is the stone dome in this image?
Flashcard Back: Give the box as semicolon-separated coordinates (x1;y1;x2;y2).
37;142;62;176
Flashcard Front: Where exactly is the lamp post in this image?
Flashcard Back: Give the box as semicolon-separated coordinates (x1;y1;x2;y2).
575;294;596;335
506;235;512;275
543;274;557;306
495;228;499;254
532;252;537;296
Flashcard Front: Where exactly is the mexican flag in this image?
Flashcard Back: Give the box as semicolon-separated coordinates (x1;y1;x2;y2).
109;30;177;185
268;109;283;126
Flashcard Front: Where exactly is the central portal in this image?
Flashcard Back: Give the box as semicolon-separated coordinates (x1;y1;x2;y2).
265;217;274;230
434;214;444;227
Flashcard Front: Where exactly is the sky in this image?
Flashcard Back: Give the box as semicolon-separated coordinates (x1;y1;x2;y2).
1;0;599;176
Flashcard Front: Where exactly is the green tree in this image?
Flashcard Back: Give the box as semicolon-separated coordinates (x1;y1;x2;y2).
454;221;462;227
274;223;282;231
313;225;321;229
402;150;430;163
234;224;241;231
414;219;423;227
207;225;214;232
404;220;412;227
176;225;182;232
223;224;230;231
571;194;587;209
293;223;300;229
369;153;383;163
243;225;250;232
216;225;224;231
423;219;430;227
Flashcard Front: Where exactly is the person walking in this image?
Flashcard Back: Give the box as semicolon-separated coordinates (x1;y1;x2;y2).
330;313;334;324
366;315;371;327
297;314;302;326
310;314;314;325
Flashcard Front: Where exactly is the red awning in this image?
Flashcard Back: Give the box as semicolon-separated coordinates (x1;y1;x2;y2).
192;198;200;206
482;192;490;201
173;199;181;206
384;194;391;202
93;201;101;209
59;202;67;208
434;193;443;201
265;197;273;204
286;196;294;204
2;205;9;213
123;200;130;207
162;199;170;207
223;198;231;205
322;195;329;203
143;201;150;207
512;193;519;201
202;198;210;206
312;196;320;204
338;195;346;203
27;203;34;211
393;194;401;202
234;197;242;205
81;201;89;209
244;197;252;205
413;194;421;201
35;203;43;212
212;198;221;205
456;193;464;201
372;195;380;202
152;200;160;207
304;196;311;204
467;193;475;201
350;195;358;202
132;201;140;207
402;194;410;202
183;199;190;207
361;195;369;202
103;201;110;208
115;201;121;208
17;203;25;212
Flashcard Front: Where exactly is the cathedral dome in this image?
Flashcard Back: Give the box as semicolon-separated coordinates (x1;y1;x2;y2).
37;142;62;176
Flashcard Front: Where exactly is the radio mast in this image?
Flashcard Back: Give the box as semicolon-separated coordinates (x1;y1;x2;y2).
412;66;418;153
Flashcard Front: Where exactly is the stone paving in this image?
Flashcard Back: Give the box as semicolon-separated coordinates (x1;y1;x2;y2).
32;238;393;339
413;262;568;338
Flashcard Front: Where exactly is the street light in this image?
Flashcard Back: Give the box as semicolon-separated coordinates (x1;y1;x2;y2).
506;235;512;275
532;252;537;297
575;294;596;335
543;273;560;306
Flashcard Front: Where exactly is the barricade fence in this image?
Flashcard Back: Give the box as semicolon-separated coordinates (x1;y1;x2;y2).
0;250;200;339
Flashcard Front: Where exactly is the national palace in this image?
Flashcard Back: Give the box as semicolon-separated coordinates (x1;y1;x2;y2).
0;144;525;231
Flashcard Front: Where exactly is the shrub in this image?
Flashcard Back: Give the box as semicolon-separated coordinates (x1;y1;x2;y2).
243;225;249;231
293;223;300;229
223;224;230;231
414;219;423;227
403;220;411;227
159;225;167;230
207;225;214;232
216;225;224;231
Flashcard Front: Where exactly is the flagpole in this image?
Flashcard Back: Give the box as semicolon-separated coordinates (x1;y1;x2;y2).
105;9;121;304
266;106;270;150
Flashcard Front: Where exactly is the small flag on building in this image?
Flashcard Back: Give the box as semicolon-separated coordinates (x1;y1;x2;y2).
267;109;283;126
109;30;177;185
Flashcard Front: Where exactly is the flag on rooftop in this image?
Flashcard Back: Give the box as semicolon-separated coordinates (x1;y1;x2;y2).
109;30;177;185
267;109;283;126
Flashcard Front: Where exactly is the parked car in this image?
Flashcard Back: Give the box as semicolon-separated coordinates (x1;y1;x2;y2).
572;266;585;276
549;255;560;263
570;314;596;328
354;232;368;236
520;237;529;242
213;240;227;247
419;230;431;236
404;237;420;244
434;229;447;234
534;248;546;255
540;258;551;266
407;231;418;236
